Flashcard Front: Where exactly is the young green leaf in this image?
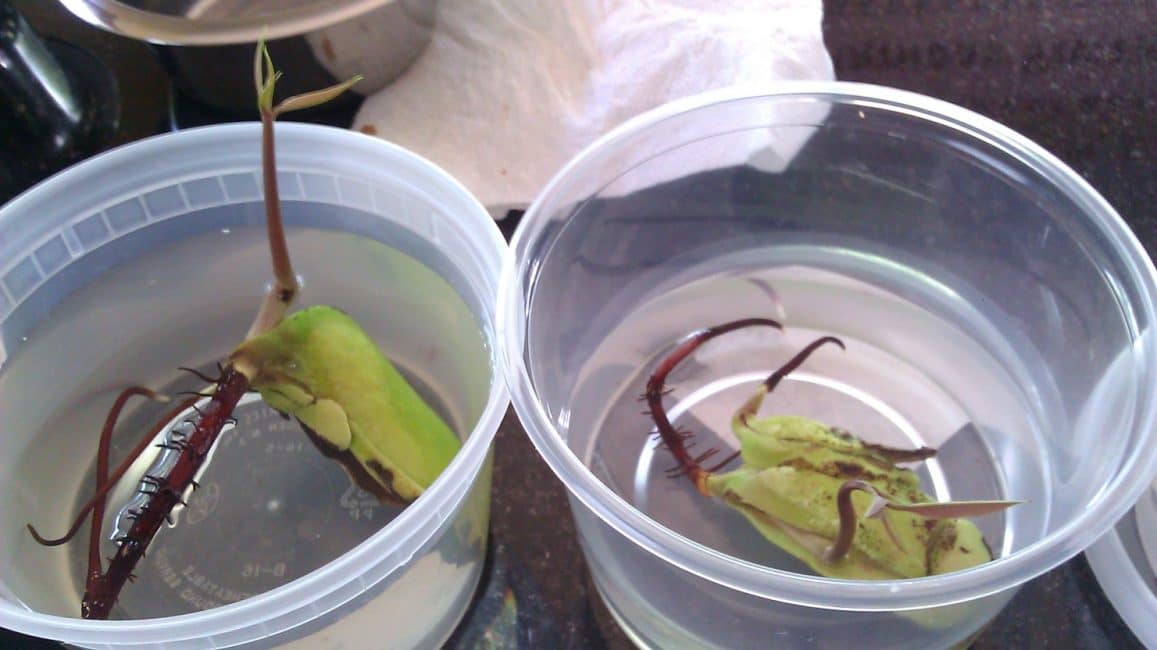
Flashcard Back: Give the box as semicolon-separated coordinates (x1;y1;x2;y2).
273;76;365;116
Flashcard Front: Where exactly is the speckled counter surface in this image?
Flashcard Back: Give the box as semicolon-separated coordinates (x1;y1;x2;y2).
5;1;1155;648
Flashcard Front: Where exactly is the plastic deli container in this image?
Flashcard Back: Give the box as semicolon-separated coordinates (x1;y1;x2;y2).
500;83;1157;648
0;123;509;648
1086;479;1157;647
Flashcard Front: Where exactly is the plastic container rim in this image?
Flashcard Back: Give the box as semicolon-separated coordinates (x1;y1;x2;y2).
1085;513;1157;647
498;80;1157;611
0;122;511;644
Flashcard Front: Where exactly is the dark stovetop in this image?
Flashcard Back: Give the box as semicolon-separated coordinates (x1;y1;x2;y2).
3;1;1155;648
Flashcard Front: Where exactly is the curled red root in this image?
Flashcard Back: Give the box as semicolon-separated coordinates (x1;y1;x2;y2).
26;391;197;548
645;320;847;496
81;369;249;620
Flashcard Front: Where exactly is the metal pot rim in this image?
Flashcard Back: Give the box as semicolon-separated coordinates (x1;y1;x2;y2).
57;0;397;45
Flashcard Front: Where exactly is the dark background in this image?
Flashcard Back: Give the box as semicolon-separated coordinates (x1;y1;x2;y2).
3;0;1154;647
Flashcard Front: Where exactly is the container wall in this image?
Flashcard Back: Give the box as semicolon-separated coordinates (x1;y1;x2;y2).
510;88;1156;641
524;93;1147;544
572;496;1014;649
0;123;507;648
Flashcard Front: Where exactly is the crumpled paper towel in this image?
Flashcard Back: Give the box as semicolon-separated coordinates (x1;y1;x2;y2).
353;0;833;209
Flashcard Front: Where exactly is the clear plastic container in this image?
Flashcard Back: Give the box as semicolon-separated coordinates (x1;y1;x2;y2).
0;122;509;648
1086;479;1157;647
499;83;1157;648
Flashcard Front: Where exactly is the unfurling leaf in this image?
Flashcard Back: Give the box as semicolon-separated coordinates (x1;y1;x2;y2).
274;76;365;115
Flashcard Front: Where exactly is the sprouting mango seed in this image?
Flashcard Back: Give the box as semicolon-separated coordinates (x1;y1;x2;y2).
231;305;462;504
646;322;1021;591
705;415;1013;580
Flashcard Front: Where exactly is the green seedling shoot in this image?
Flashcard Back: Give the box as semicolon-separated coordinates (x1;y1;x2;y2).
645;319;1019;581
26;43;460;619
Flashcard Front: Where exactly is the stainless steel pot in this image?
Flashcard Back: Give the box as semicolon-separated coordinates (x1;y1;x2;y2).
56;0;437;115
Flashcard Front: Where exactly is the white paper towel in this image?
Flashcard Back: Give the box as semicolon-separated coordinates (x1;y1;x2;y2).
353;0;833;209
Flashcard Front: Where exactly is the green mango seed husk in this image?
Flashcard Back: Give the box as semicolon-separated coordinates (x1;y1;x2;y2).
231;305;462;504
705;415;995;581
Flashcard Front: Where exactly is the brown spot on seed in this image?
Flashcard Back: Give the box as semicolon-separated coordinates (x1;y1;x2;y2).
366;460;407;504
321;36;336;62
360;124;379;136
295;421;410;506
831;460;868;479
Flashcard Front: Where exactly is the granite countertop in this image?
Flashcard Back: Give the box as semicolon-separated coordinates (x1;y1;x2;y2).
4;1;1155;648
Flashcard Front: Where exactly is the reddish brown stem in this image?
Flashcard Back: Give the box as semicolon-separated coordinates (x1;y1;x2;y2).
27;393;198;547
647;322;851;496
733;336;846;426
94;389;156;538
760;336;844;394
81;368;250;620
261;111;294;293
824;479;877;563
822;480;1020;564
645;319;782;495
246;110;299;339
